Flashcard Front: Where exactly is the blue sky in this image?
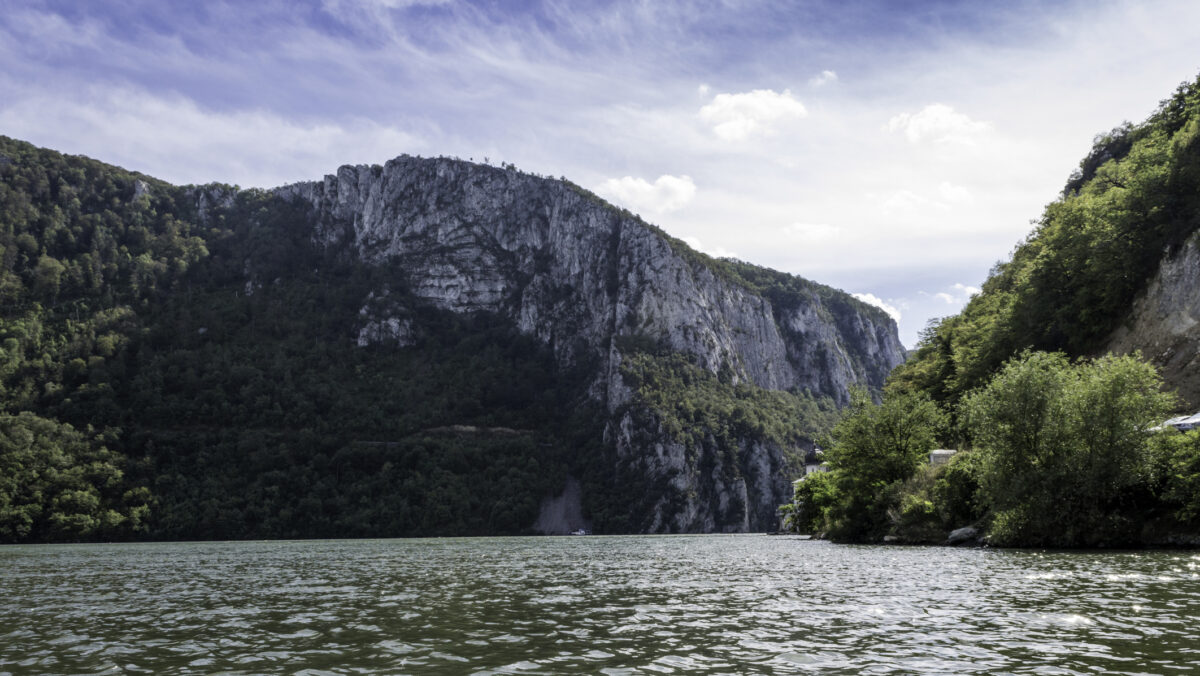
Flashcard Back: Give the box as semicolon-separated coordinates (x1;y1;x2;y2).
3;0;1200;346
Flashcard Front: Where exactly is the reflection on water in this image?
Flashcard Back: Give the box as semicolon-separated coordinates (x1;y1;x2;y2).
1;536;1198;674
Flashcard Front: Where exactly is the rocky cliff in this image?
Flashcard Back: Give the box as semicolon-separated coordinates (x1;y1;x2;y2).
1106;231;1200;409
274;156;906;532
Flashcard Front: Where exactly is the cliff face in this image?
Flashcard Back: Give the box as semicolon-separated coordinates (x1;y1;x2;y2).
0;133;905;539
1105;231;1200;409
274;156;905;532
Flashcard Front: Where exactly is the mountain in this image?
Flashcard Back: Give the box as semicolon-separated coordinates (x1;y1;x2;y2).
891;74;1200;412
0;137;904;542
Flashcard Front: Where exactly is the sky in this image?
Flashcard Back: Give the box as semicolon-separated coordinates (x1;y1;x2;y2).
3;0;1199;346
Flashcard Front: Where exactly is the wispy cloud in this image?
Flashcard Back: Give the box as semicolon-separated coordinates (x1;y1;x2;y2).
597;174;697;214
880;189;950;215
923;283;981;305
852;293;902;322
783;222;841;242
809;70;838;87
938;182;973;204
0;86;422;186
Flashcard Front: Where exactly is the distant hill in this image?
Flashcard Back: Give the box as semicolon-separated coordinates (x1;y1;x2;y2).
0;137;903;543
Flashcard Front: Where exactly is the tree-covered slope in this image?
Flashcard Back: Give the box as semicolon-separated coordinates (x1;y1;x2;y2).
0;136;902;542
891;74;1200;411
0;137;201;541
785;75;1200;549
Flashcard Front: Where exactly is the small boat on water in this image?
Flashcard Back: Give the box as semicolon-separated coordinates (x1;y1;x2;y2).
569;529;592;536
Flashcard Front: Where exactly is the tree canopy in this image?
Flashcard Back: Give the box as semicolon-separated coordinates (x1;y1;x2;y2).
785;350;1198;547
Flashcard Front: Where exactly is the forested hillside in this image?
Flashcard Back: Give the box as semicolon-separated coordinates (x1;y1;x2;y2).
0;137;599;541
890;74;1200;412
787;75;1200;548
0;136;898;542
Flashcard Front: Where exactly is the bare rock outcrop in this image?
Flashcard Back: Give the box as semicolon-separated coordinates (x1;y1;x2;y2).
1106;231;1200;407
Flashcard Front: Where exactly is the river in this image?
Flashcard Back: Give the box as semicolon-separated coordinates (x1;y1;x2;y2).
1;535;1197;674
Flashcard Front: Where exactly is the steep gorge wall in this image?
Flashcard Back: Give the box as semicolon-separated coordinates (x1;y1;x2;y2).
1106;231;1200;409
274;156;906;531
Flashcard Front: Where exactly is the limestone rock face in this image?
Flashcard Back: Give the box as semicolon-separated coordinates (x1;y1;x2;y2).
275;156;907;532
1106;231;1200;407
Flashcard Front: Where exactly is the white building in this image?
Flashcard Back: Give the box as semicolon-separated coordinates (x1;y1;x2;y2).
929;449;957;467
800;446;828;479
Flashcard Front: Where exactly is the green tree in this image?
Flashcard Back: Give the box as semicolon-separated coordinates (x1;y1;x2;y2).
781;471;839;534
963;351;1173;546
32;255;65;301
0;412;150;542
823;388;946;541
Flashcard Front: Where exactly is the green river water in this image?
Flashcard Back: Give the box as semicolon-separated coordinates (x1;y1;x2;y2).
1;535;1197;674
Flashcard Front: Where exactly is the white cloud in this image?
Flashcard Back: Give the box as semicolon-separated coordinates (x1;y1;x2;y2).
699;89;807;141
783;222;841;242
809;70;838;87
6;8;105;54
852;293;902;322
924;283;981;305
682;236;738;259
886;104;992;146
697;83;710;96
938;181;973;204
596;174;697;214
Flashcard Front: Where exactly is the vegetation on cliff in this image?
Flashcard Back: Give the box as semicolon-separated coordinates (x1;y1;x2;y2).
615;347;839;530
890;74;1200;413
0;412;150;541
620;349;839;454
784;74;1200;547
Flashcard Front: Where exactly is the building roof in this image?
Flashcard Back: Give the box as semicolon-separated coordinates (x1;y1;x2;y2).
1164;412;1200;428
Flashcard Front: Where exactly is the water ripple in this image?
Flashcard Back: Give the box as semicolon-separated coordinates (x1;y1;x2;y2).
1;537;1198;673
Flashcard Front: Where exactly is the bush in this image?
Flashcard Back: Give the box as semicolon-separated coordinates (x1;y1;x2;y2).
963;351;1173;547
782;471;839;534
931;450;984;529
1150;429;1200;526
887;466;944;543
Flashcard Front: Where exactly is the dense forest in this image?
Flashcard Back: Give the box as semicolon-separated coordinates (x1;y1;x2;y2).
0;136;615;541
785;74;1200;547
0;135;841;543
